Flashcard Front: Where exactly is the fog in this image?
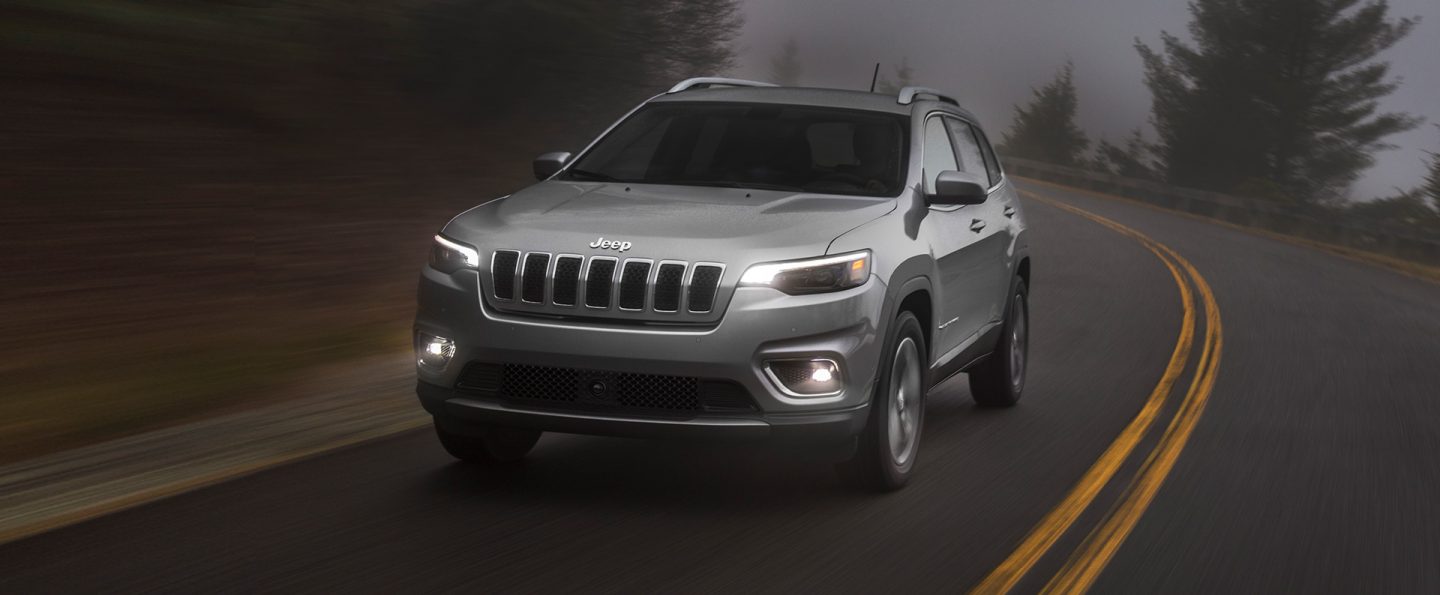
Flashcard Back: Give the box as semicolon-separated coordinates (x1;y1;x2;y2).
735;0;1440;199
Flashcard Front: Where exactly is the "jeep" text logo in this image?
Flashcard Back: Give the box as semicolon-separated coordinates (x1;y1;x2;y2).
589;237;632;252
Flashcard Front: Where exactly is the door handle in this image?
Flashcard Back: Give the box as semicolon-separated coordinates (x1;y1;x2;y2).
970;218;986;232
1003;206;1016;218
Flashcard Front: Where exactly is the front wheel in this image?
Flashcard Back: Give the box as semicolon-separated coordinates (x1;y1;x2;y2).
969;277;1029;407
839;310;927;491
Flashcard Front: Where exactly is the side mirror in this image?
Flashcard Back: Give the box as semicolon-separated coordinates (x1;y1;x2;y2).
532;151;572;180
929;170;989;205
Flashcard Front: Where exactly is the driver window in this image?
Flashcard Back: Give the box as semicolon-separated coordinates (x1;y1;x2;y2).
923;117;958;194
945;118;988;184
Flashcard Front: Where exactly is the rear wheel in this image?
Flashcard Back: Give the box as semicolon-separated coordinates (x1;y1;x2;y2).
969;277;1028;407
839;310;927;491
434;419;541;464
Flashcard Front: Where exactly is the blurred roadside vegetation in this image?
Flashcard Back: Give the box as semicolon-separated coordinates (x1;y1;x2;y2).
0;0;741;461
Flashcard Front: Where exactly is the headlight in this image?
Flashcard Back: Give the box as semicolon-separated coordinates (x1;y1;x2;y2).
429;234;480;273
739;250;871;295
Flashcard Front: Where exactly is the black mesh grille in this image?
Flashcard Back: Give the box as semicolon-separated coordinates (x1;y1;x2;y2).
697;380;756;412
618;261;652;310
501;364;580;403
585;259;616;308
613;372;699;410
688;265;723;312
492;251;519;300
653;263;685;312
455;362;504;393
521;253;550;303
552;256;583;306
479;363;700;412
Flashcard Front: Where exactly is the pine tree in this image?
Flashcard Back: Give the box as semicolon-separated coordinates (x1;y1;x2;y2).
769;38;803;85
1137;0;1420;204
1094;129;1159;181
998;62;1090;167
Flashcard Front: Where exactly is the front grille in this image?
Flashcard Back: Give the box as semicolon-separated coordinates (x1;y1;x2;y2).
488;251;725;317
491;251;520;300
552;256;583;306
618;260;652;310
687;265;724;313
521;253;550;303
454;362;756;413
653;263;685;312
613;372;697;410
502;363;580;403
585;258;617;308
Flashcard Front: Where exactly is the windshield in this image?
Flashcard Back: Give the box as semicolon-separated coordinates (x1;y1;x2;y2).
562;102;909;197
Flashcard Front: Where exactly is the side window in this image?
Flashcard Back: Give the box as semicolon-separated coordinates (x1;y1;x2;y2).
944;118;988;184
922;117;958;194
973;126;1003;187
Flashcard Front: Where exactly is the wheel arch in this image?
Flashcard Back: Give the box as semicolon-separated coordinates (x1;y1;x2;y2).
882;273;936;363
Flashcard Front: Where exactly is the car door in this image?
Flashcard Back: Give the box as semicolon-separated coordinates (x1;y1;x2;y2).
945;118;1009;326
919;114;996;359
971;123;1020;323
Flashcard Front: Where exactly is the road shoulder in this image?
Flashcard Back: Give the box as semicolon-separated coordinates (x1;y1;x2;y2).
0;353;426;544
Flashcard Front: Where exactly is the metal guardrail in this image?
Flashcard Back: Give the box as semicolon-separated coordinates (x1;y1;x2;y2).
1001;156;1440;266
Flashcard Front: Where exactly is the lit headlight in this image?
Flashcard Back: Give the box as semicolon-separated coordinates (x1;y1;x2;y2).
429;234;480;273
739;250;871;295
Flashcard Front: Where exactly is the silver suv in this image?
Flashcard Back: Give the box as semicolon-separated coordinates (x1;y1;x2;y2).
415;78;1030;490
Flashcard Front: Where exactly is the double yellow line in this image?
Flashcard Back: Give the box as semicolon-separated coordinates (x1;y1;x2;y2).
971;191;1223;595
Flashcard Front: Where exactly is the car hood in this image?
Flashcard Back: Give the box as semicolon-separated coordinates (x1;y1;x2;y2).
442;181;896;263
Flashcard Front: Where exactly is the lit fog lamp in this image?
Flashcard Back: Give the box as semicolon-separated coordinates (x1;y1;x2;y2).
417;334;456;369
811;367;833;383
765;359;843;397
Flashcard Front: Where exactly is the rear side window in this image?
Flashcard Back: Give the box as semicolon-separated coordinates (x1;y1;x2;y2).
944;118;989;185
922;117;958;195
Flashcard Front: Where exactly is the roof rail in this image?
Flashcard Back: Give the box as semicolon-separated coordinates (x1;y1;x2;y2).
897;86;959;106
667;77;777;94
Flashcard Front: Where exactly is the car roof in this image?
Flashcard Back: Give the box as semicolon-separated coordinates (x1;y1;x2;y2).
647;86;981;123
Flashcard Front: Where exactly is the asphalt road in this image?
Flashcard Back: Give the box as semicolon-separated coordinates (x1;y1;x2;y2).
3;181;1438;593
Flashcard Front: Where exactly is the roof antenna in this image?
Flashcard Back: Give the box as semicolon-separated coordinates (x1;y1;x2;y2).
868;62;881;92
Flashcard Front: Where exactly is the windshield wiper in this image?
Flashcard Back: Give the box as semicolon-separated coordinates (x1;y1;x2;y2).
564;168;622;182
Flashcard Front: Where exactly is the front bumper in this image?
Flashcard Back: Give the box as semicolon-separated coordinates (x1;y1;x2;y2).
420;382;869;441
414;264;887;438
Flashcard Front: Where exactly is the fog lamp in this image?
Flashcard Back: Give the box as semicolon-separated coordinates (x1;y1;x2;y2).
765;359;843;397
417;333;456;369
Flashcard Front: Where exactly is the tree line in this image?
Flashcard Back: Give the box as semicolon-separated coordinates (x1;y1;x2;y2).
6;0;742;154
995;0;1437;232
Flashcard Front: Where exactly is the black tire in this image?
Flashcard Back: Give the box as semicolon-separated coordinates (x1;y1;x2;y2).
969;277;1029;407
434;418;541;464
839;310;928;491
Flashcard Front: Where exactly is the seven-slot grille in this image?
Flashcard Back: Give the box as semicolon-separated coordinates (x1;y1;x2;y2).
489;250;724;315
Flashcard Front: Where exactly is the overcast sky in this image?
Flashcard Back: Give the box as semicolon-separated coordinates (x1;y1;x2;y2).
733;0;1439;199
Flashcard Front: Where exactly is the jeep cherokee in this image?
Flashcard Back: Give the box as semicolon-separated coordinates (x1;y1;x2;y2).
415;78;1030;490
